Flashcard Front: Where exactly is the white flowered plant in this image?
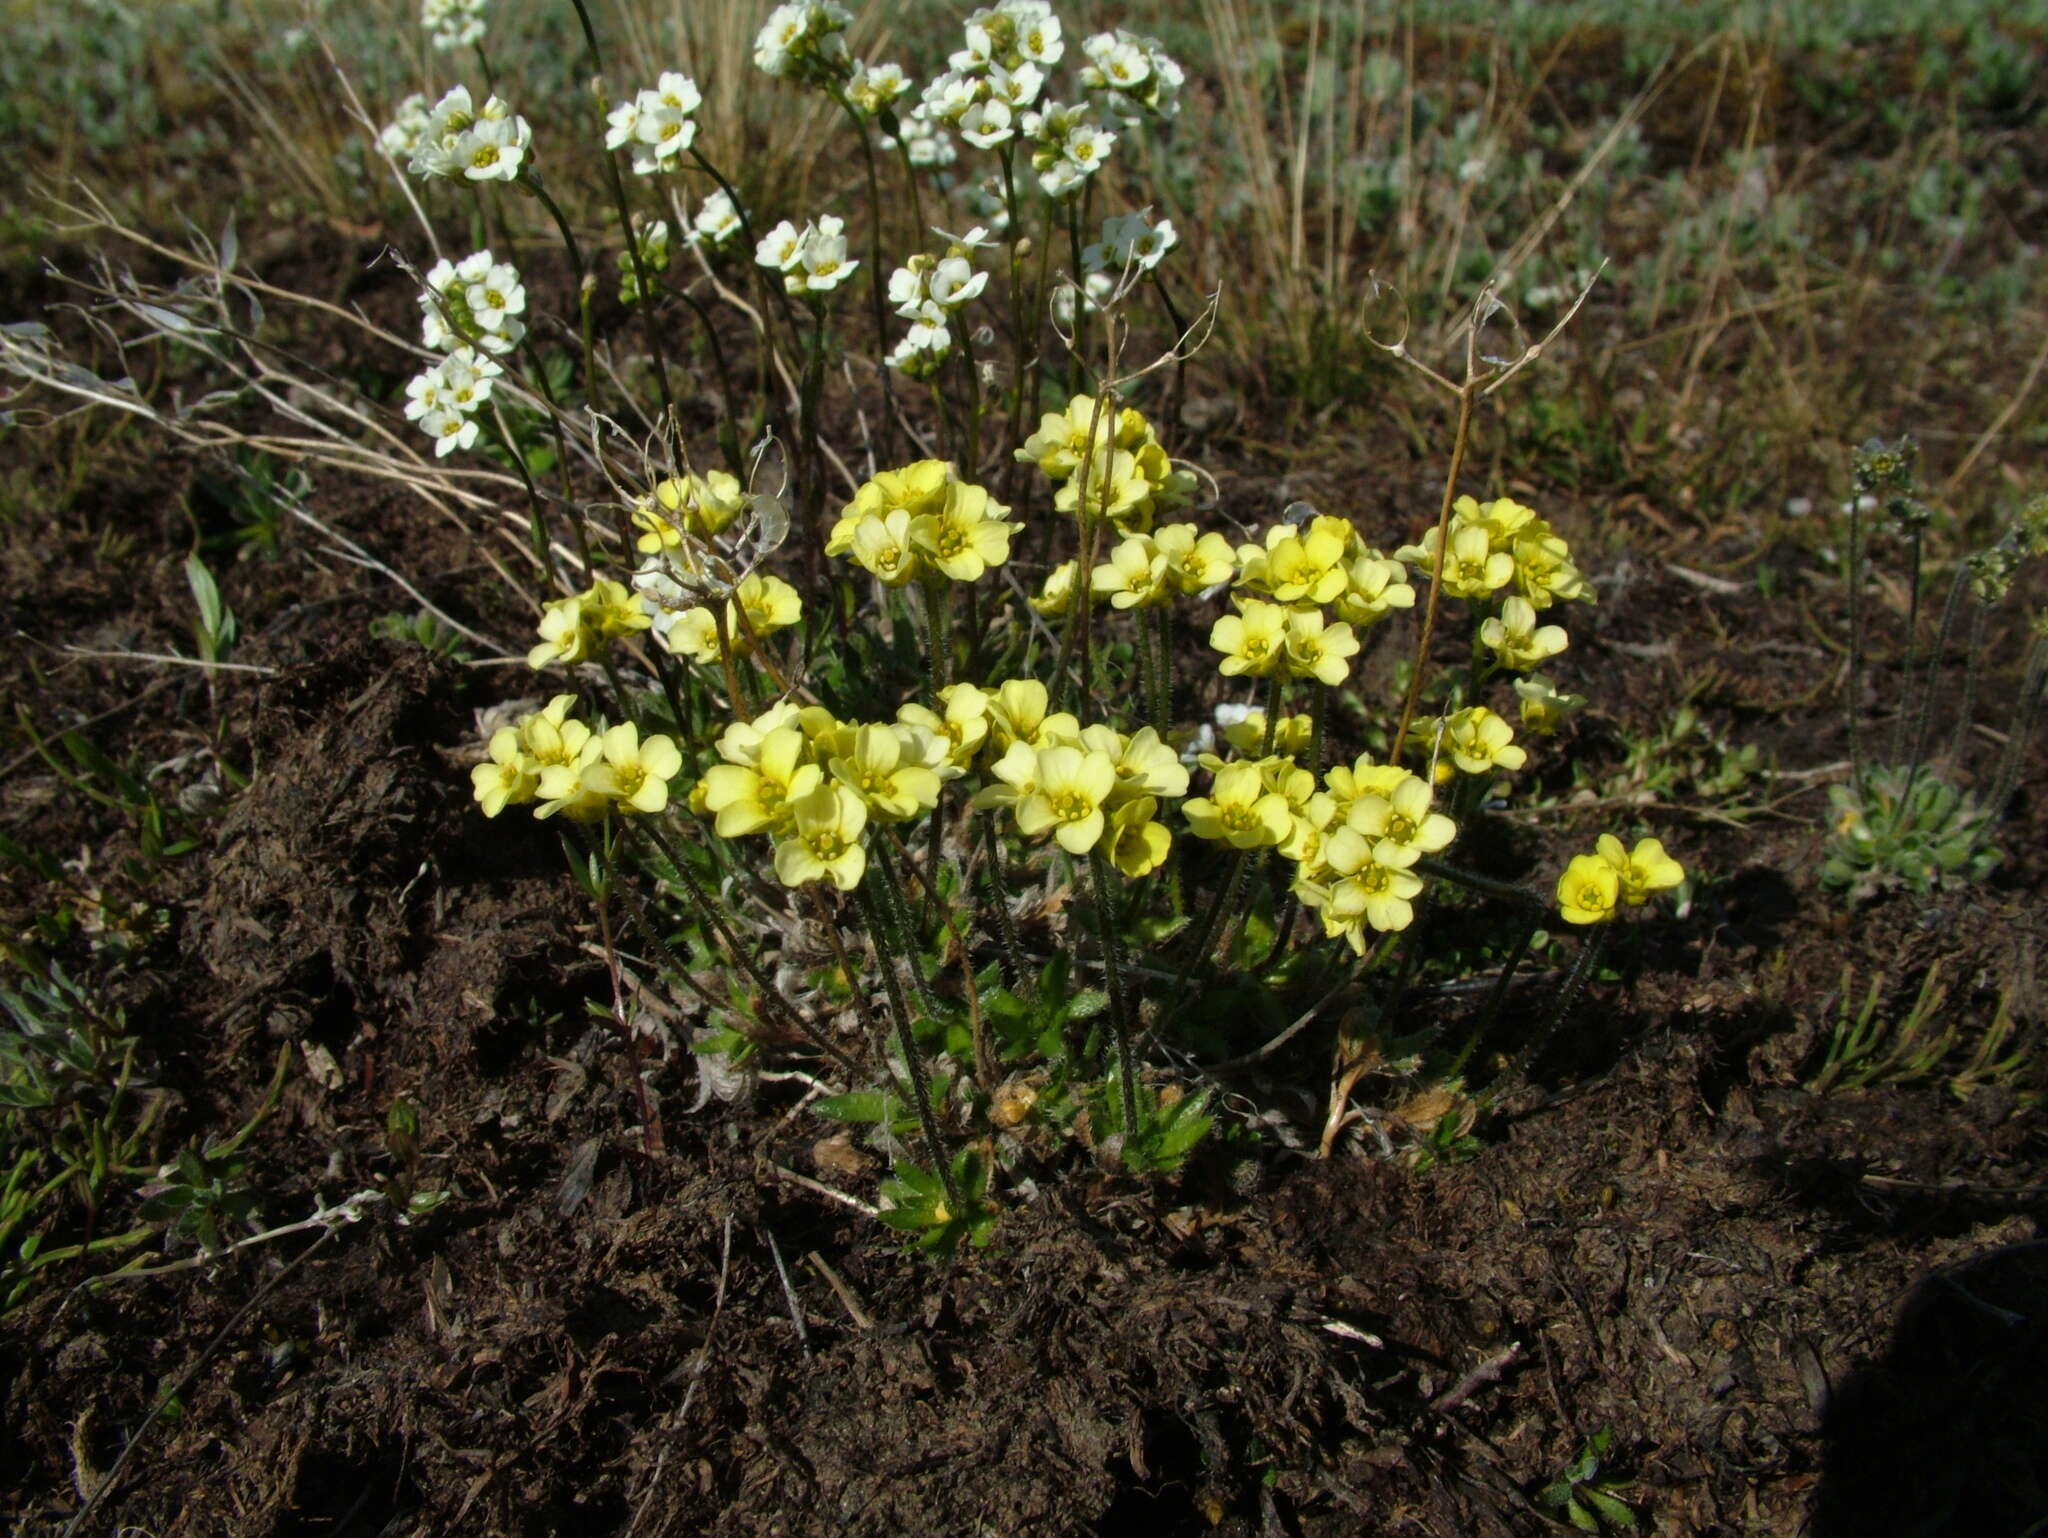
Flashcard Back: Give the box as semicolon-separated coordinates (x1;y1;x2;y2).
605;71;703;177
378;93;432;161
1078;28;1184;121
1082;210;1178;276
421;0;487;53
419;251;526;355
753;2;855;88
755;216;859;297
406;85;533;184
405;345;501;458
685;190;745;252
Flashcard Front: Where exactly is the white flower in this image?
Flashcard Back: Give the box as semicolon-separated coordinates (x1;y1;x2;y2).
1063;123;1116;172
1080;30;1184;120
408;84;474;179
847;60;912;118
403;365;445;421
422;0;486;52
1016;11;1062;65
753;2;854;86
934;224;996;250
604;99;641;151
688;190;743;250
464;262;525;329
887;320;952;376
888;261;937;321
438;347;500;411
1085;211;1177;274
379;93;431;160
928;254;987;310
790;222;858;294
990;62;1043;108
958;97;1014;149
755;219;805;272
456;108;529;183
421;405;479;456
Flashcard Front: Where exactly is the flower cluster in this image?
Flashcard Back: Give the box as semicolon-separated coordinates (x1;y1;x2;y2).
844;60;914;120
1091;523;1237;610
1081;210;1177;277
406;85;532;184
884;230;993;376
378;93;431;161
605;71;703;177
1078;28;1185;121
753;2;854;88
419;250;526;355
756;216;858;296
472;696;682;823
684;190;745;253
1395;495;1590;611
403;346;500;458
1016;396;1195;532
827;461;1020;585
648;571;804;666
1022;97;1118;199
701;702;961;891
422;0;486;52
1289;759;1457;946
971;693;1187;876
528;579;652;670
1556;836;1685;924
1201;514;1417;689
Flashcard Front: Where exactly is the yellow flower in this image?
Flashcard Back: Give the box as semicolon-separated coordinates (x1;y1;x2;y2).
1079;724;1189;805
1345;774;1456;856
1510;520;1590;609
1106;795;1172;878
586;578;652;641
773;783;869;891
471;726;538;817
1513;674;1585;735
1209;598;1290;678
518;694;591;770
1156;522;1237;594
828;459;953;555
528;593;597;669
1015;394;1151;480
1321;754;1411;820
1556;854;1619;924
1013;744;1119;854
1183;762;1293;849
1238;521;1349;607
828;722;944;823
1480;595;1568;671
700;724;819;836
1055;444;1154;529
1221;710;1313;759
1333;552;1417;627
581;722;683;814
914;481;1019;582
1281;609;1360;685
1441;524;1516;600
897;682;990;771
845;507;924;586
985;679;1079;753
1300;830;1424;946
1091;532;1171;609
1597;834;1685;905
1031;560;1079;617
1439;706;1527;777
635;470;747;551
533;730;608;822
736;572;802;639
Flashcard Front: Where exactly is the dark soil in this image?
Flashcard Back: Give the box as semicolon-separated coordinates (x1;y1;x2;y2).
3;222;2046;1538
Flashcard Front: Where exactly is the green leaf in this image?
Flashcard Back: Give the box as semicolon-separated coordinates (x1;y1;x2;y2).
1583;1489;1638;1529
815;1090;904;1126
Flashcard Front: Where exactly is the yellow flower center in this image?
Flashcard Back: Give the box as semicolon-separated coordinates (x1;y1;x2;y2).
932;523;968;558
810;831;846;861
1048;790;1093;824
1220;803;1255;833
471;145;500;169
